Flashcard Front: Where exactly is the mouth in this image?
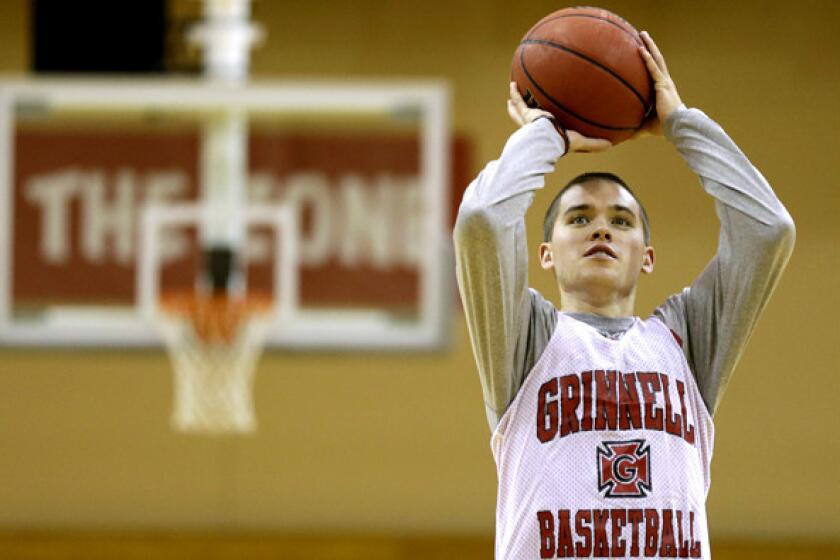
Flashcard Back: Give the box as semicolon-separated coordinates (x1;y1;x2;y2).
583;244;617;259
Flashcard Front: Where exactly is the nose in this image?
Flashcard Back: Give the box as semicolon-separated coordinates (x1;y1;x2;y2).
590;225;612;241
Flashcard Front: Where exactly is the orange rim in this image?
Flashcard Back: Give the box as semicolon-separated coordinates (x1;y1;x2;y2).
159;291;273;344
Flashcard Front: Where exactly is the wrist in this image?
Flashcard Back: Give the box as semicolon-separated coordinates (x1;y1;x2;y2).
536;115;570;155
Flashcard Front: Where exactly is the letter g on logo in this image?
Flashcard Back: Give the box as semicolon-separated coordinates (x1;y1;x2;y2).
596;439;652;498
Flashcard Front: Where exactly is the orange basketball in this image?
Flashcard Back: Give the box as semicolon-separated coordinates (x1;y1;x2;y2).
511;7;654;144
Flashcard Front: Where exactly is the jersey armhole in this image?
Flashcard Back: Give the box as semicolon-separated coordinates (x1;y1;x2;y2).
490;309;565;462
650;315;714;421
670;328;684;348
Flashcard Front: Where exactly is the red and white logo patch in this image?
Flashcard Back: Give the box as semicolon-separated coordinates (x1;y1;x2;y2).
597;439;652;498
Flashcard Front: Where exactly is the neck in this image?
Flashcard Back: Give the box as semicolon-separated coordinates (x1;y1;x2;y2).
558;287;636;318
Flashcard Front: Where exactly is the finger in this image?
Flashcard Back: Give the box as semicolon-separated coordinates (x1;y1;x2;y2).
638;46;664;82
507;83;525;117
640;31;669;75
510;83;530;115
643;32;669;74
510;82;524;105
569;131;612;152
580;138;613;152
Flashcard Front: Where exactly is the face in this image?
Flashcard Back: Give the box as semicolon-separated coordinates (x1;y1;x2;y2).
539;179;654;302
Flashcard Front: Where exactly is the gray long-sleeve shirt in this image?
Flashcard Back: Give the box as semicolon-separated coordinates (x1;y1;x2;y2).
454;107;796;432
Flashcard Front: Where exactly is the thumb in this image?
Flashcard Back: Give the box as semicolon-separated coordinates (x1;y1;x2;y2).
575;137;613;153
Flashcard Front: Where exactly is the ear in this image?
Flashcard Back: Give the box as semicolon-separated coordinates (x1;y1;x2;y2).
539;242;554;271
641;245;655;274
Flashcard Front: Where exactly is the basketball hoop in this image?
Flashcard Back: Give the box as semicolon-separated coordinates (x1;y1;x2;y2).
157;292;273;435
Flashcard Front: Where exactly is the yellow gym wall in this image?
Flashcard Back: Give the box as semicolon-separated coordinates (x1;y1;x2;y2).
0;0;837;554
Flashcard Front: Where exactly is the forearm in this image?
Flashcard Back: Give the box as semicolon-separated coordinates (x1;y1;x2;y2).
454;117;565;428
658;107;795;413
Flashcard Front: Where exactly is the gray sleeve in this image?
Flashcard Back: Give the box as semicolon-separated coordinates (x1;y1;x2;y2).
653;106;796;415
453;117;563;431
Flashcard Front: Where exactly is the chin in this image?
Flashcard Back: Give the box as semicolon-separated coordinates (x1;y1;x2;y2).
564;270;623;294
581;267;621;284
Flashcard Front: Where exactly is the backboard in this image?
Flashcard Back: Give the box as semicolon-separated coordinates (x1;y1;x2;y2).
0;78;452;349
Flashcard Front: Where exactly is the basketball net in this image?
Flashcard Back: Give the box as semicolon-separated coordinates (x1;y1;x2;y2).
157;294;272;435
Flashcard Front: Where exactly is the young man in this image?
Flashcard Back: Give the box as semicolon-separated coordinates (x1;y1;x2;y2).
453;32;795;559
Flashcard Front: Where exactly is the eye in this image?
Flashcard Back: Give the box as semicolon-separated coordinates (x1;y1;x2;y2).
569;215;589;225
612;216;631;227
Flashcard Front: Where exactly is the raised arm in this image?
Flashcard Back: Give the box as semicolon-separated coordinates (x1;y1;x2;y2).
454;85;610;430
636;32;797;414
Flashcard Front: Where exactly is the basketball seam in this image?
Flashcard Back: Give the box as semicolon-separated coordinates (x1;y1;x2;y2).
520;38;650;112
518;46;639;132
526;13;642;44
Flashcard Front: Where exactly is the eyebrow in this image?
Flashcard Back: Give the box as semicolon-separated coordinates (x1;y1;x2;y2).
563;204;638;218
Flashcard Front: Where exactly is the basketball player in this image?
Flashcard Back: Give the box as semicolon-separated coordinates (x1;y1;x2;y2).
454;32;795;559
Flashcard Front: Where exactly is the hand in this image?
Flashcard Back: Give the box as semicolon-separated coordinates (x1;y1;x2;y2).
634;31;683;138
507;82;612;154
507;81;553;126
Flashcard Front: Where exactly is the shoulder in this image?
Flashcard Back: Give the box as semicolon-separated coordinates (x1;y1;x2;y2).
526;288;558;332
651;289;689;332
650;289;691;350
516;288;559;379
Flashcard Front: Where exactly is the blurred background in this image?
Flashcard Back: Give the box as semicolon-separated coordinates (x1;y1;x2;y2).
0;0;838;558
